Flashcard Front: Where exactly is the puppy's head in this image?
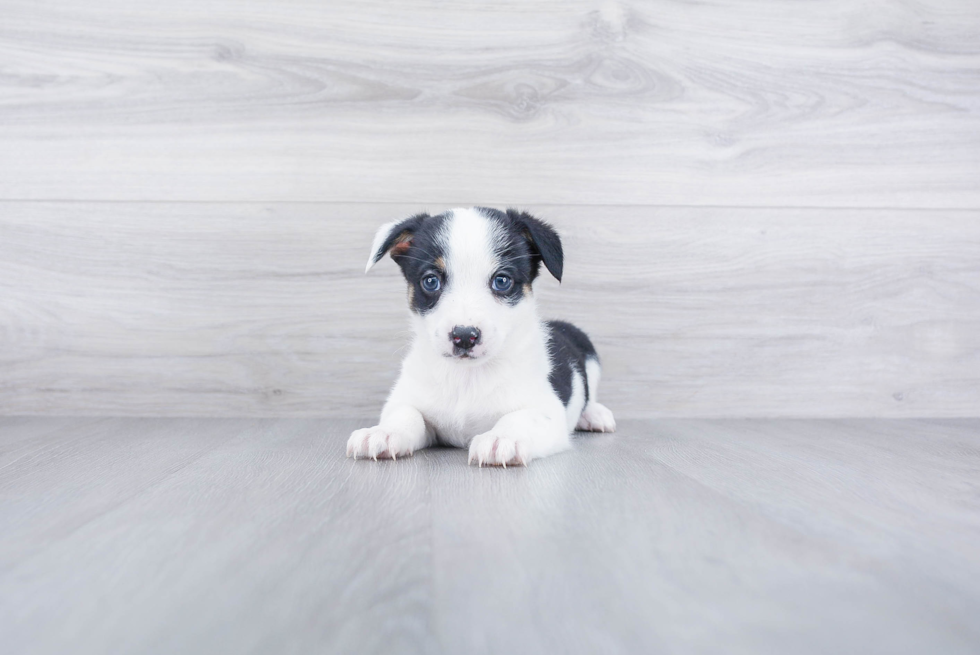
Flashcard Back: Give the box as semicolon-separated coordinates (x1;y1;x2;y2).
366;207;563;364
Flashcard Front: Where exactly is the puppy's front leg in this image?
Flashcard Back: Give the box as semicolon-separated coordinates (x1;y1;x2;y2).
468;408;571;467
347;404;432;461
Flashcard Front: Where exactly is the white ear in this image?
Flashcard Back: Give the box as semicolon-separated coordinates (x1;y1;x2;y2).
365;220;400;273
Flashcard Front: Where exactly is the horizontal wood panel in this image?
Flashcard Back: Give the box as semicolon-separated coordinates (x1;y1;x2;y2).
1;1;978;206
1;202;977;417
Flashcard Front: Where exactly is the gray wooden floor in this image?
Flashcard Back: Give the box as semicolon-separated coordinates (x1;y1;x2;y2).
2;417;978;654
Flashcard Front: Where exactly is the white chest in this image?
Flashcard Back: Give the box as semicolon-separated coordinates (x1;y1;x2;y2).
416;379;522;448
391;325;562;447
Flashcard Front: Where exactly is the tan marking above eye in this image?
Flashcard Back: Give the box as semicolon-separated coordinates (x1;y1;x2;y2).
434;256;445;270
389;231;413;258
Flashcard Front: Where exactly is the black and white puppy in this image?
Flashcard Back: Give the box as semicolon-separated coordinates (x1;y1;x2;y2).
347;207;615;467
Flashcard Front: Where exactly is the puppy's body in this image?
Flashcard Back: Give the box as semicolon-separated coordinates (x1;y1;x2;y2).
348;207;614;467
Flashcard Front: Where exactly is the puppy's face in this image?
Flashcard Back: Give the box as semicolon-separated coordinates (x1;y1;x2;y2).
366;207;563;364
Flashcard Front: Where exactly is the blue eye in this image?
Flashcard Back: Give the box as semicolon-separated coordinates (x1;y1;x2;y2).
492;274;514;292
421;274;441;293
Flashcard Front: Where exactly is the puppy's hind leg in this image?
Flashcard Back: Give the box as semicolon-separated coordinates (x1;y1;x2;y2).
577;402;616;433
576;358;616;433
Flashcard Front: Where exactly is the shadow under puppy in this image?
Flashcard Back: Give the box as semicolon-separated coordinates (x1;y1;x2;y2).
347;207;615;467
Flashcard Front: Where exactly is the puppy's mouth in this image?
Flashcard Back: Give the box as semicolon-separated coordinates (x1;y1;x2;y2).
444;348;482;361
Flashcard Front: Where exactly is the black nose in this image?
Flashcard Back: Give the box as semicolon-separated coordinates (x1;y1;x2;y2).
450;326;481;351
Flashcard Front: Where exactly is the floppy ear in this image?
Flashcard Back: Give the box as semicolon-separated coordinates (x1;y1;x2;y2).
506;209;564;282
365;213;429;273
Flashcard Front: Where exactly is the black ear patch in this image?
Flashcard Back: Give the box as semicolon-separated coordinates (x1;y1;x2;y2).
506;209;564;282
366;212;450;315
367;213;429;271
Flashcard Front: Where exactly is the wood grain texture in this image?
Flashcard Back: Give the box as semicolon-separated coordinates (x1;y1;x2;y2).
0;1;978;206
0;418;434;654
1;417;978;653
2;202;978;418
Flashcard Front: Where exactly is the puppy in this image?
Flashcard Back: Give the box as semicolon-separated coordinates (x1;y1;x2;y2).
346;207;615;467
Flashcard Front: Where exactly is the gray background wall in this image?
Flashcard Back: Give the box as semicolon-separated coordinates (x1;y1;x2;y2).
1;0;978;418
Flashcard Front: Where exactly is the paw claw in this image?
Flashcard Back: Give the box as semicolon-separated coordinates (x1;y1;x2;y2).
346;426;418;462
576;402;616;433
468;432;532;468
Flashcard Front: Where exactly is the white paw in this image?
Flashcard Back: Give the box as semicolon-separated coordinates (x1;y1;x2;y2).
468;431;530;468
346;426;416;461
576;402;616;433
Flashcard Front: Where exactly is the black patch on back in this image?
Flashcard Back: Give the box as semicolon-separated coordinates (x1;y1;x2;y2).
377;212;450;315
544;320;598;406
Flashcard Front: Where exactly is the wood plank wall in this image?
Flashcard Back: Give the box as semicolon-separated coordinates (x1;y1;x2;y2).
1;1;978;417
